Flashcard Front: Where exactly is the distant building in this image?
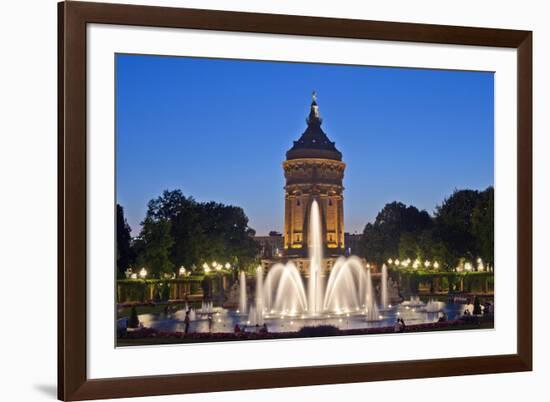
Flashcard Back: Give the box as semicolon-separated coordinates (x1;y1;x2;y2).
254;233;284;259
344;233;363;256
283;93;346;258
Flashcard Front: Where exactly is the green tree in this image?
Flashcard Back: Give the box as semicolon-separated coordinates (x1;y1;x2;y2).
398;232;422;260
142;189;259;272
472;187;494;266
359;188;493;270
145;190;204;269
196;202;259;268
116;204;133;278
136;217;174;278
360;202;432;264
434;189;483;267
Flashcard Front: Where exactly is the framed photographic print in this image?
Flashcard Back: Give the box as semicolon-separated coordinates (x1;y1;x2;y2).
58;1;532;400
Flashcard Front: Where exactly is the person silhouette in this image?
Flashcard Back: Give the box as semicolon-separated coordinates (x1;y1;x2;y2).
184;310;191;335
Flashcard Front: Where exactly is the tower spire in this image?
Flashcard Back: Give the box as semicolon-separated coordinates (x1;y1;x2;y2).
307;90;322;125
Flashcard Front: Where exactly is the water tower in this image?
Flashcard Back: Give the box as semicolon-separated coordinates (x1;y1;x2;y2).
283;92;346;260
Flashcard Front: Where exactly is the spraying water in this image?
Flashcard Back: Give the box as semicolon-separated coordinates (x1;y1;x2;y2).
323;256;367;313
239;270;248;314
255;198;379;320
255;265;265;325
381;263;389;309
365;267;379;321
264;262;307;314
247;305;257;325
308;199;324;316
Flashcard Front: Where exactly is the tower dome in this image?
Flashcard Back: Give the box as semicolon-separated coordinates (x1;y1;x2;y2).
286;92;342;161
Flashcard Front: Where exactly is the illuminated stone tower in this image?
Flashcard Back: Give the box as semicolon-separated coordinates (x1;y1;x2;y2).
283;93;346;258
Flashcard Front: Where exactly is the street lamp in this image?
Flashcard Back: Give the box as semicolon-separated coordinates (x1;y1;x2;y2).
139;267;147;279
179;266;186;276
225;262;231;269
477;258;484;272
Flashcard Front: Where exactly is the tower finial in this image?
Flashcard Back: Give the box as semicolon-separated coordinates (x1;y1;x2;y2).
307;91;322;125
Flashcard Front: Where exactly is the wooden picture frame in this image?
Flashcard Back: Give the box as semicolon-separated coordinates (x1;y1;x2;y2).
58;1;532;400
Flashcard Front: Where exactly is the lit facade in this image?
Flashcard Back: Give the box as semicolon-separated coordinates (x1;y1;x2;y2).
283;93;346;258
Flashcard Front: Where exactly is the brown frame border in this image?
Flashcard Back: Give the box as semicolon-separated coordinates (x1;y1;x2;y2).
58;1;532;400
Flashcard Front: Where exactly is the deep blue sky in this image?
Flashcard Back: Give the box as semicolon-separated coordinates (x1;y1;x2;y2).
116;54;494;236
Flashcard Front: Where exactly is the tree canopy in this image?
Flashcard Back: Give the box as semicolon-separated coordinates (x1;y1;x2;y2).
125;190;259;278
359;202;432;264
116;204;134;278
359;187;494;270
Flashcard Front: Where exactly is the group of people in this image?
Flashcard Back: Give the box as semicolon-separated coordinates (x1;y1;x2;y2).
183;309;270;336
183;309;214;334
234;323;269;335
394;318;407;333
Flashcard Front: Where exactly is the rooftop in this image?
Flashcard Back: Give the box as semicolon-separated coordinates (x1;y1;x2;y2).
286;92;342;161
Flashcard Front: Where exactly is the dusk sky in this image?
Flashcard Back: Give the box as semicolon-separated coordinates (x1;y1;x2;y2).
116;54;494;236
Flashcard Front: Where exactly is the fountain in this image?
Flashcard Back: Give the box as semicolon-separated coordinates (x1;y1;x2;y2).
239;270;248;314
365;267;379;321
402;295;425;308
308;200;325;315
174;306;196;321
200;300;214;314
254;265;265;325
257;200;379;320
381;263;389;309
264;262;307;314
425;299;444;313
247;305;257;325
323;256;367;313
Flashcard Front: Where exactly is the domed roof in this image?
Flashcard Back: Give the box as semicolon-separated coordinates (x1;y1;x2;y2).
286;92;342;161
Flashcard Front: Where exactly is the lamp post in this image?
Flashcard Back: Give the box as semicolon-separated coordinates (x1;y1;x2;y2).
139;267;147;279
